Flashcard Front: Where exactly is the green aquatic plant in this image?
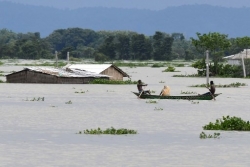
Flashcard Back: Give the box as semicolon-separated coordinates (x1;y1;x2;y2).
181;90;197;94
200;131;220;139
17;61;67;67
78;127;137;135
203;115;250;131
190;82;247;88
159;81;165;83
191;101;199;104
162;66;177;72
151;63;165;68
75;91;85;93
173;74;200;77
65;100;72;104
113;62;149;67
172;63;186;67
146;100;157;104
89;79;137;84
25;97;44;101
154;107;163;111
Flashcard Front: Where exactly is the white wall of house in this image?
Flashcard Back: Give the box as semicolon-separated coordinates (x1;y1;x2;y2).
224;49;250;65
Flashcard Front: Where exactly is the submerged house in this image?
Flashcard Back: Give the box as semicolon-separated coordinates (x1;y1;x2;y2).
223;49;250;65
6;67;110;84
64;64;130;81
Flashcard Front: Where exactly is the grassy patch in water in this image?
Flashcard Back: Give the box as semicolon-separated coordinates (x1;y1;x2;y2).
162;66;180;72
151;63;165;68
65;100;72;104
77;127;137;135
190;82;247;88
173;74;200;77
16;61;67;67
114;62;149;67
191;101;199;104
154;107;163;111
200;131;220;139
181;90;197;94
24;97;44;101
89;79;137;84
146;100;157;103
203;115;250;131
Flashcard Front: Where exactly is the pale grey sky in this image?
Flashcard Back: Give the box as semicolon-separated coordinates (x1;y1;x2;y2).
1;0;250;10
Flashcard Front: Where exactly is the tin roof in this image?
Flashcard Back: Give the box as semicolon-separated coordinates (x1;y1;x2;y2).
224;49;250;60
64;64;113;73
14;67;110;78
64;64;130;77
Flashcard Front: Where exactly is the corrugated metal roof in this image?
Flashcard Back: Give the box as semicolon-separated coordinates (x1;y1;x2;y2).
64;64;112;74
224;49;250;60
24;67;110;78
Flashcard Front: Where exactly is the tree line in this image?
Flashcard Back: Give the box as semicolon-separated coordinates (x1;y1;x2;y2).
0;28;198;61
0;28;249;64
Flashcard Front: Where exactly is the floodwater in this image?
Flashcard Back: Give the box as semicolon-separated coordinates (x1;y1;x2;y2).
1;65;250;167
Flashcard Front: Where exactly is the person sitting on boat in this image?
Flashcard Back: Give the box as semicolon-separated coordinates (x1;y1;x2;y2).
137;80;151;95
160;85;170;96
203;81;215;95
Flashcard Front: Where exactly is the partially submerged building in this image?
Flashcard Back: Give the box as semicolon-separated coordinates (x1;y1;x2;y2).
64;64;130;81
223;49;250;65
6;67;110;84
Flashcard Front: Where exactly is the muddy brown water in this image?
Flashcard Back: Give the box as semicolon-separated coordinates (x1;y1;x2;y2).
1;65;250;166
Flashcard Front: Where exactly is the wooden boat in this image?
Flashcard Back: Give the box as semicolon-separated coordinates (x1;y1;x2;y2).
132;92;221;100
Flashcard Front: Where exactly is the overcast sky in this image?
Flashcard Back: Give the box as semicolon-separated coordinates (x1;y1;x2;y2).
1;0;250;10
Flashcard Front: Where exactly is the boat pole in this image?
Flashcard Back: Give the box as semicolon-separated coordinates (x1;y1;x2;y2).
206;50;209;85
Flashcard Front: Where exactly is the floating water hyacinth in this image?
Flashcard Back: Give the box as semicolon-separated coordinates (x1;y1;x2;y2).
25;97;44;101
203;115;250;131
77;127;137;135
199;131;220;139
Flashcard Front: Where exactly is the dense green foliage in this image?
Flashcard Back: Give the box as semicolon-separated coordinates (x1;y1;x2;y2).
191;32;232;76
191;58;243;77
203;116;250;131
78;127;137;135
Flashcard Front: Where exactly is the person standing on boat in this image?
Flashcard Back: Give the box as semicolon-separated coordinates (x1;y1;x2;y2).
203;81;215;95
160;85;170;96
137;80;151;95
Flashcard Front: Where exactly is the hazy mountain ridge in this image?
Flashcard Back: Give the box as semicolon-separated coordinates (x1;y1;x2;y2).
1;2;250;38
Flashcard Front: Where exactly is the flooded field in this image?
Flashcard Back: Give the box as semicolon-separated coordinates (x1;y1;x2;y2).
1;63;250;166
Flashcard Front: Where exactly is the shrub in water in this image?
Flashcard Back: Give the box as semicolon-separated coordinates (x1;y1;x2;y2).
203;115;250;131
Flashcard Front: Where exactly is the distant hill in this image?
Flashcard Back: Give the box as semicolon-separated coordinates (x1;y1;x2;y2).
1;1;250;38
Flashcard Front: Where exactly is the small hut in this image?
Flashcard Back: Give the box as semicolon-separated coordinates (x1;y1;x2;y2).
6;67;110;84
64;64;130;81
